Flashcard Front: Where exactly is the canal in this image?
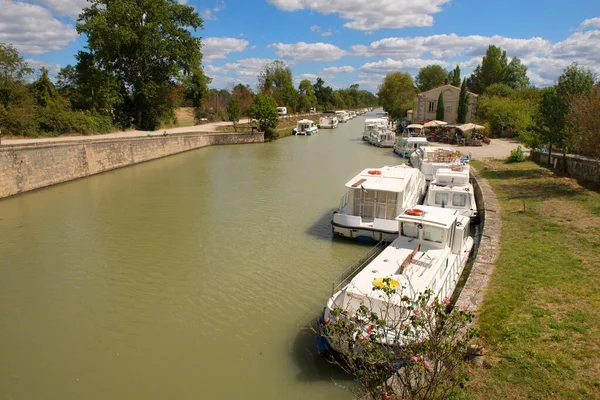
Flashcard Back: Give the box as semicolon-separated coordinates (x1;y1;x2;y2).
0;113;406;399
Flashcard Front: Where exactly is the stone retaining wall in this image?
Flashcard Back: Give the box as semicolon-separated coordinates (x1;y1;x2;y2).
455;167;501;312
0;132;264;199
531;150;600;185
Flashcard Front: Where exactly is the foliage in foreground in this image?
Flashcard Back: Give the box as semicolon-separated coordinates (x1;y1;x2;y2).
320;286;476;400
506;146;525;163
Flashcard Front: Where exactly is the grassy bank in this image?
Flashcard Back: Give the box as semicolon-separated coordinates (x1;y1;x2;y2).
465;160;600;399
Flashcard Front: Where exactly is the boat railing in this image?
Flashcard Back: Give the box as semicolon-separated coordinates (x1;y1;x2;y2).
338;192;349;211
331;240;387;296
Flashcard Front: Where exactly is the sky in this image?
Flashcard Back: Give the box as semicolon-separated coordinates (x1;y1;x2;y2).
2;0;600;93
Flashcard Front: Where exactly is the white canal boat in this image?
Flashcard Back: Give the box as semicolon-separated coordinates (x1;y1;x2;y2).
375;130;395;148
410;146;466;181
324;205;474;348
335;111;349;122
331;165;427;242
424;167;477;220
318;115;339;129
293;119;318;135
363;118;386;141
394;137;430;158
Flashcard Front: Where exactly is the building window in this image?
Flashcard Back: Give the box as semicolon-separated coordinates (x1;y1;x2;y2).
428;101;436;113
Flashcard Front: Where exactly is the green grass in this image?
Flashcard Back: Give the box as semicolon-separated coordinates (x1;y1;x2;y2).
466;160;600;399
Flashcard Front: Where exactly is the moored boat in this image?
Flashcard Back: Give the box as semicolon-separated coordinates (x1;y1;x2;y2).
394;137;430;158
424;167;477;220
410;146;466;181
323;205;474;350
318;115;339;129
331;165;427;242
293;119;318;135
335;110;349;122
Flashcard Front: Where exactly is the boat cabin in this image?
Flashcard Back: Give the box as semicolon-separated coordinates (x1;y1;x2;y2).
293;119;318;135
425;168;477;219
394;137;430;158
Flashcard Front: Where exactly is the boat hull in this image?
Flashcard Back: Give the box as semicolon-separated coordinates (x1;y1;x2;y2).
331;221;398;243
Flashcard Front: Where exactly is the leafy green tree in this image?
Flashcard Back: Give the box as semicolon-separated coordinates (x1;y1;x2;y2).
297;79;317;112
457;79;469;124
248;94;279;140
0;42;33;108
77;0;204;130
447;65;461;87
566;83;600;158
184;67;211;108
226;98;241;132
436;92;445;121
477;95;537;137
415;65;447;92
257;60;297;111
536;63;595;163
504;57;530;90
377;72;415;118
313;77;334;110
231;84;255;116
484;83;515;98
468;45;508;93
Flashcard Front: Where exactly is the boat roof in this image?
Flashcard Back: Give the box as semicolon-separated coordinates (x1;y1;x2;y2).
297;119;314;124
396;205;459;229
406;124;424;129
344;165;422;192
399;137;429;143
433;167;470;182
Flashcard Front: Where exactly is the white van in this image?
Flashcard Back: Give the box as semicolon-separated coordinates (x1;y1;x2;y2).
277;107;287;116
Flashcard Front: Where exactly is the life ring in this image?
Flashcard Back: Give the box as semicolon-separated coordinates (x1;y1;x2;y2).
406;208;426;217
368;170;381;175
451;167;463;172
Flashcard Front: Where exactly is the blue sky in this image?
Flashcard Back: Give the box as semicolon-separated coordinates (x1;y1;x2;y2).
3;0;600;92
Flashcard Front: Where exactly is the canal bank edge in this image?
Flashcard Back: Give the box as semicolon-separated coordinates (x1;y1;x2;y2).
455;167;501;313
0;132;264;199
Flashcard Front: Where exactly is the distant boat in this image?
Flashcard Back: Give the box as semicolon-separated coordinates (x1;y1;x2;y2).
293;119;318;135
318;115;339;129
331;165;427;242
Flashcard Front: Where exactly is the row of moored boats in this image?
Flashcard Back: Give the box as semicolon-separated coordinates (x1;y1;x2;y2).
292;108;371;135
319;111;478;352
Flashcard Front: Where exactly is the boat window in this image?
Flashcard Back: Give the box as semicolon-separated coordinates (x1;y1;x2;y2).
401;222;419;238
434;192;449;206
453;193;467;207
423;226;444;243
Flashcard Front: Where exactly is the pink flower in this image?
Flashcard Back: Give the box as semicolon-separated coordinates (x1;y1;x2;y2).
385;395;393;400
462;305;469;311
423;361;431;368
325;318;331;324
443;297;451;305
413;309;419;316
366;326;373;333
410;356;418;362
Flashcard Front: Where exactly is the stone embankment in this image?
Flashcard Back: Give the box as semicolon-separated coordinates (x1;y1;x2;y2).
0;132;264;199
531;150;600;185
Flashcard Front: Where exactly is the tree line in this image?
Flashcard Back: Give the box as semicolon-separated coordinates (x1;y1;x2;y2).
0;0;376;139
376;44;598;158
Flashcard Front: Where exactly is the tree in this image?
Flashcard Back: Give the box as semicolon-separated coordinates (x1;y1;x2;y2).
566;83;600;158
436;92;445;121
537;63;595;164
257;60;297;110
184;67;211;108
504;57;530;90
313;77;334;110
297;79;317;112
377;72;416;118
447;65;461;87
415;65;447;92
248;94;279;140
468;45;508;93
231;84;254;116
484;83;515;98
77;0;204;130
320;287;475;400
457;79;469;124
226;98;241;132
0;42;33;107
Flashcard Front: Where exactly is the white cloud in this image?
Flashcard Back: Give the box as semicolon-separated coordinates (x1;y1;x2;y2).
267;0;450;31
321;31;333;37
310;25;320;32
321;66;355;74
203;37;249;61
579;17;600;30
352;34;550;59
24;58;62;80
202;8;216;20
0;0;78;54
549;29;600;64
269;42;346;61
30;0;89;19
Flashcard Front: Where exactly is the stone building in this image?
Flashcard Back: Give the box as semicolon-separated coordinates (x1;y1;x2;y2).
412;84;478;124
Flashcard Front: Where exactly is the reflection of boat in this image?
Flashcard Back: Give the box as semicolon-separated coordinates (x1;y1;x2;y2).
410;146;465;181
331;165;427;242
424;167;477;220
394;137;430;158
292;119;318;135
324;205;474;348
318;115;338;129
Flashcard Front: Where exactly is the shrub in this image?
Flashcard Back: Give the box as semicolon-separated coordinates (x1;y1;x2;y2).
506;145;525;163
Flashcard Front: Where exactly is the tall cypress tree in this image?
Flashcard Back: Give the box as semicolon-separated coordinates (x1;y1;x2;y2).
436;92;445;121
457;79;469;123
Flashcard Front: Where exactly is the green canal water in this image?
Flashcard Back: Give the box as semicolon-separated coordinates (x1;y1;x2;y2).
0;114;406;399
